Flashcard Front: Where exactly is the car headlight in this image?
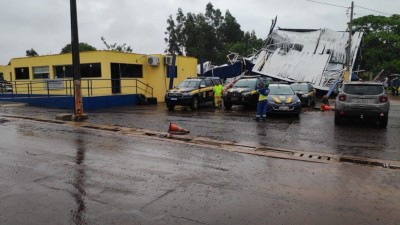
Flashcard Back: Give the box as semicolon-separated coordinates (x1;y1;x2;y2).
242;92;251;97
182;92;191;96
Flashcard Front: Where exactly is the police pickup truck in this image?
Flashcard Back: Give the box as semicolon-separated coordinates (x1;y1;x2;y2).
165;77;221;110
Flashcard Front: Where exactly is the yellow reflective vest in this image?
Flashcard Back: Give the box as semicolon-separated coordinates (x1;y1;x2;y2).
213;84;223;96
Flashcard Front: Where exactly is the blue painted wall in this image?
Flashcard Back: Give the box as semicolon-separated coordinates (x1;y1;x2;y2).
0;94;140;111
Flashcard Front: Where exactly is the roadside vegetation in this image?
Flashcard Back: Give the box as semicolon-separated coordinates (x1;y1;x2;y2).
164;2;264;64
352;14;400;75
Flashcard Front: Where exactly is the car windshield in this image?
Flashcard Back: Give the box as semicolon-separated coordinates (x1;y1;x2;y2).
343;84;384;95
269;85;295;95
290;84;308;91
176;80;199;88
233;79;257;88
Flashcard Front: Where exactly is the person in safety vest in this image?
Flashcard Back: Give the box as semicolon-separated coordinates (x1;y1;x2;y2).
251;82;270;121
213;80;224;108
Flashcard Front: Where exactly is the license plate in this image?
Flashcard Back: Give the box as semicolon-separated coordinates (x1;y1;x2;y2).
231;97;238;101
171;98;177;101
354;99;371;103
279;106;289;110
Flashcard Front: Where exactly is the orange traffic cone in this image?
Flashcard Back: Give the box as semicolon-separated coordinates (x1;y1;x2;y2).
168;122;190;135
320;104;331;111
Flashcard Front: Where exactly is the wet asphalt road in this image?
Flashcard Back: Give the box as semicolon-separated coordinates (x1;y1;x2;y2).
2;98;398;161
0;115;399;225
92;101;400;161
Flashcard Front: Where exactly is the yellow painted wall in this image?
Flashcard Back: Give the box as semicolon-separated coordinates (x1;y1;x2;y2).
0;51;197;102
0;65;12;81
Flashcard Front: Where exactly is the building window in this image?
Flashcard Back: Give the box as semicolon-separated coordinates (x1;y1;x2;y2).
15;67;29;80
54;63;101;78
111;63;143;78
81;63;101;78
54;65;73;78
33;66;50;79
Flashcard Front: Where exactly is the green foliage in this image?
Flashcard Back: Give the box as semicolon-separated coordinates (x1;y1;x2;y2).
352;14;400;75
165;2;264;64
26;48;38;57
101;37;133;53
60;42;97;54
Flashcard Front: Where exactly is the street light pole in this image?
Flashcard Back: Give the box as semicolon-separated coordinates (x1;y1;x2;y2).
70;0;86;121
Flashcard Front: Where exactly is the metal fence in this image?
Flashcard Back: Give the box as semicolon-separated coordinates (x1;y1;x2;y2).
2;78;153;98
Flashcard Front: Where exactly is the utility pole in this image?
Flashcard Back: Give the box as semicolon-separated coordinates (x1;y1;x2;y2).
70;0;86;121
345;1;354;82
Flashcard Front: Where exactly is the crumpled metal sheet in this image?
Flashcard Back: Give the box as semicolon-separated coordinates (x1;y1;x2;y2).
252;28;363;90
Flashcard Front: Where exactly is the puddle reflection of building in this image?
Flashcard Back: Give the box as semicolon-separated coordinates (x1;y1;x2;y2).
71;134;87;225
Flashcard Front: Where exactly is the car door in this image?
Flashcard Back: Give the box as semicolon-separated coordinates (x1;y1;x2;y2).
205;79;214;102
198;80;207;102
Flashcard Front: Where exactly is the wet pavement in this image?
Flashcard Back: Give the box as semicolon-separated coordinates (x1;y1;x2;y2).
1;97;399;161
0;98;400;224
0;117;399;225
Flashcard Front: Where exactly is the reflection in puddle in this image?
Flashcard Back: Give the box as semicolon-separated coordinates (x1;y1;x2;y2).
71;133;87;225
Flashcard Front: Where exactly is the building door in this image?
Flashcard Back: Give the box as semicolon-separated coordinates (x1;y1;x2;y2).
111;63;121;94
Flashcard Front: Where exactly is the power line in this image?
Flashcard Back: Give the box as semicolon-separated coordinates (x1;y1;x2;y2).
355;5;392;16
306;0;393;16
305;0;348;9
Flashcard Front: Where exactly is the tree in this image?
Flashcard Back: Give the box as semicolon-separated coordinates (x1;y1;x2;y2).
165;8;185;55
101;37;133;53
164;2;264;65
228;31;263;57
219;10;243;44
26;48;39;57
352;14;400;75
165;15;181;55
60;42;97;53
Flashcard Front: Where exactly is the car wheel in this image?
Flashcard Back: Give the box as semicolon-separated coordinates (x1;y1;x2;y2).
334;111;341;125
224;102;233;110
379;115;388;128
166;103;175;111
190;97;199;110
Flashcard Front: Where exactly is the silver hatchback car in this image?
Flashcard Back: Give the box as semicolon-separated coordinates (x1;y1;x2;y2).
334;81;390;128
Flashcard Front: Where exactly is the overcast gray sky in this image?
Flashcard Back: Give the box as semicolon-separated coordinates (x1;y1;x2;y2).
0;0;398;65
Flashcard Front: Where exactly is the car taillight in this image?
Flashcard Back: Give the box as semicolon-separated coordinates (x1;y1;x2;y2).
379;96;388;103
338;94;346;101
